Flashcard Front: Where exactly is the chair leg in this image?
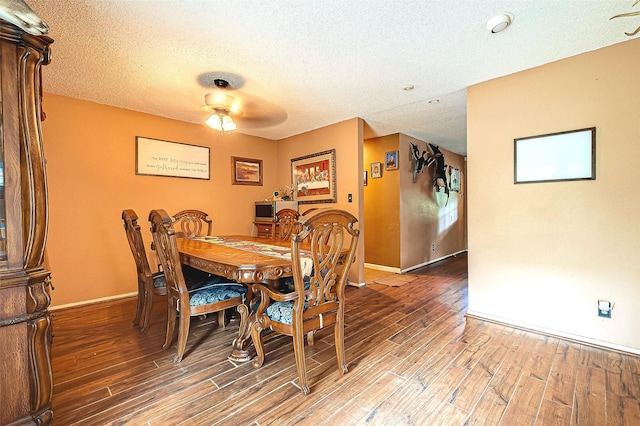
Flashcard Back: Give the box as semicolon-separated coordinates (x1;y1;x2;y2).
218;310;226;328
250;321;266;368
307;331;315;346
292;329;310;395
133;278;145;327
140;279;154;333
334;320;347;375
163;297;177;350
174;307;191;363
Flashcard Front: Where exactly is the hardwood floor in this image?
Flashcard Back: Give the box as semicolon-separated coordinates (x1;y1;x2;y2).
50;253;640;425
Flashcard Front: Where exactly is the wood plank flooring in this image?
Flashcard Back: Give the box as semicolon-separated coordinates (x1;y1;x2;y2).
50;253;640;425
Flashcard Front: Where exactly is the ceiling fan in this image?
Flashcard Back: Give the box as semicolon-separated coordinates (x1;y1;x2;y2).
200;72;288;135
203;79;240;133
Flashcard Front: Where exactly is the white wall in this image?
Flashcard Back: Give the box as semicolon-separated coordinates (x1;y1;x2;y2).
467;38;640;353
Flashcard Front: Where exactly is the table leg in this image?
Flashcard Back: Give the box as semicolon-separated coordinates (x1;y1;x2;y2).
229;303;255;362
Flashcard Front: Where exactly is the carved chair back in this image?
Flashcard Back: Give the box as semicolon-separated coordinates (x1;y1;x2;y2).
172;209;213;239
149;209;247;363
250;208;360;394
275;208;300;241
292;208;359;320
149;210;189;300
122;209;166;332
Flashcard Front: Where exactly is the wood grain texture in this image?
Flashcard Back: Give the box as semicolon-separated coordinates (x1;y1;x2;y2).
0;23;54;425
49;253;640;425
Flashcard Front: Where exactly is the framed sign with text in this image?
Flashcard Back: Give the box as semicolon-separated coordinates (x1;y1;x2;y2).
135;137;210;179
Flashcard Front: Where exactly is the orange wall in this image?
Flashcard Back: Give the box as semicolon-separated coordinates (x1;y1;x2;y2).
42;94;279;307
467;38;640;352
41;92;463;306
364;134;401;267
276;118;365;285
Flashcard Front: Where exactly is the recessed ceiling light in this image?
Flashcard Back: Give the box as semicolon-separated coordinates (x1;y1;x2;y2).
403;85;414;91
486;13;513;33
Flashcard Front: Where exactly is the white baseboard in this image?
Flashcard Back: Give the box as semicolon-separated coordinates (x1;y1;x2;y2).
50;292;137;311
466;310;640;356
401;249;468;274
365;250;468;275
364;263;401;273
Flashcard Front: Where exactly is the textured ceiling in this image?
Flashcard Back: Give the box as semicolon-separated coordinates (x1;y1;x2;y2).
28;0;638;155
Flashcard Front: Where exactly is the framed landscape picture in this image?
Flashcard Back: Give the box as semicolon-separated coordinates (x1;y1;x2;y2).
231;156;263;185
291;149;337;204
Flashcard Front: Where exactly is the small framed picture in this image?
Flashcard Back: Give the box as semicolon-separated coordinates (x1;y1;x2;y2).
363;170;368;186
371;162;382;179
385;151;398;170
231;156;263;185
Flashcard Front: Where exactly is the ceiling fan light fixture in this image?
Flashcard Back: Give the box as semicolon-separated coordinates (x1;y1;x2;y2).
206;110;236;134
205;92;236;108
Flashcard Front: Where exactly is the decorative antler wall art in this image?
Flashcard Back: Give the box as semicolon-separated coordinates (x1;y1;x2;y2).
410;141;430;183
610;0;640;36
428;144;447;193
409;142;450;199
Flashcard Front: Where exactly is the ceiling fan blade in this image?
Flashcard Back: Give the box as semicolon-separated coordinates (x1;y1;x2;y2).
230;92;287;128
199;72;287;129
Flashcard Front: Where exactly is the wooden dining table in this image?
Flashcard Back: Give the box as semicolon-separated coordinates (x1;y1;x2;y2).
178;235;298;284
177;235;300;362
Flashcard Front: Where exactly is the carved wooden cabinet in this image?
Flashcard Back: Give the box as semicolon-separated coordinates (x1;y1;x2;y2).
0;21;54;425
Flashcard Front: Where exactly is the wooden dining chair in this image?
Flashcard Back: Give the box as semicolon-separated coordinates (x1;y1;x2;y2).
275;208;300;241
250;209;360;394
122;209;167;333
274;208;301;291
172;209;213;238
149;209;248;363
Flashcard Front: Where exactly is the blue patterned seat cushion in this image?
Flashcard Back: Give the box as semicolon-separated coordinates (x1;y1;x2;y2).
266;301;296;325
266;275;318;324
266;276;318;324
152;273;166;288
188;282;247;306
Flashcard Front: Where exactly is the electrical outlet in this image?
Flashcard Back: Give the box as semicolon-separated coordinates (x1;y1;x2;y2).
432;244;435;251
598;300;613;318
348;193;352;202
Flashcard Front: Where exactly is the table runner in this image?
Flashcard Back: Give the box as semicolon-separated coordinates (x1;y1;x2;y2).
196;236;313;278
